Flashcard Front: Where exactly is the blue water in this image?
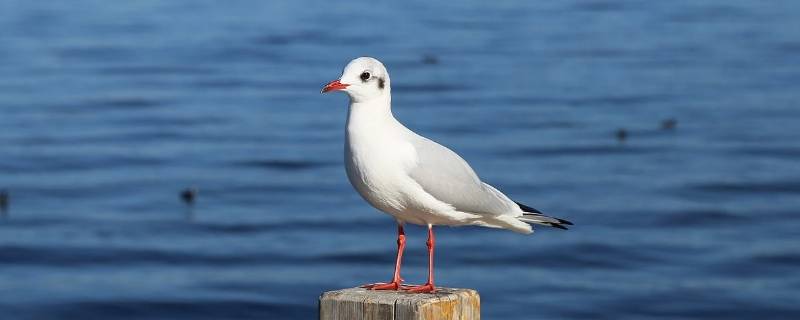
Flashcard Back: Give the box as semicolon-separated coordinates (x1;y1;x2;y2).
1;1;799;319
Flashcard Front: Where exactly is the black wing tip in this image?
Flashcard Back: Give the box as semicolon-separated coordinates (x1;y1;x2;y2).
557;218;574;226
515;201;574;227
514;201;542;214
549;223;569;230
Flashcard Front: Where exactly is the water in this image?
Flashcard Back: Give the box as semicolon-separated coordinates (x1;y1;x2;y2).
1;1;799;319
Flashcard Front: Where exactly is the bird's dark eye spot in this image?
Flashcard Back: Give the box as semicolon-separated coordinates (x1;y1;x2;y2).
378;77;385;89
360;72;371;82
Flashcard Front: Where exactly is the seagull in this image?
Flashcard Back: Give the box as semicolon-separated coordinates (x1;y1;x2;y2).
321;57;572;293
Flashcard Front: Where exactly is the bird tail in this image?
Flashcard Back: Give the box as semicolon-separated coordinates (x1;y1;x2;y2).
515;201;573;230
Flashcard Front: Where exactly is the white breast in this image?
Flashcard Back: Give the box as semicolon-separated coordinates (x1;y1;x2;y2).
345;116;417;217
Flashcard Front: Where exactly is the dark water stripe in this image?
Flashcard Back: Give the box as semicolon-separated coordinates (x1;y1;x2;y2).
434;93;675;108
569;207;791;229
0;216;388;236
422;120;576;135
773;41;800;54
689;181;800;195
107;115;230;127
0;156;166;173
580;209;751;229
0;218;73;228
21;299;314;320
654;209;749;227
665;5;751;23
421;17;507;30
253;32;380;46
728;146;800;158
94;98;162;108
512;121;578;129
3;130;289;146
206;184;342;197
9;99;166;114
598;289;800;319
188;78;322;91
194;218;387;234
56;46;135;60
190;78;264;89
707;249;800;278
232;159;336;171
752;252;800;266
454;242;665;270
0;245;397;267
2;131;191;146
206;47;285;62
571;1;640;12
503;145;666;157
426;125;493;135
0;245;249;266
392;83;469;93
1;184;169;201
67;97;166;110
96;65;217;76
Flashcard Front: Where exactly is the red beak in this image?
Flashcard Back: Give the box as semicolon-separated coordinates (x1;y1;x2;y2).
321;80;349;93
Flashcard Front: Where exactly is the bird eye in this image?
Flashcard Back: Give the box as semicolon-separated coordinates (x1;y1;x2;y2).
360;72;371;81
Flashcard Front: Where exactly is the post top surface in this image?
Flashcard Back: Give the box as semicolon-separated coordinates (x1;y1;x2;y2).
321;287;479;304
319;287;481;320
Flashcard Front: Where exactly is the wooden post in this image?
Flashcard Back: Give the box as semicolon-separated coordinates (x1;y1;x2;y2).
319;287;480;320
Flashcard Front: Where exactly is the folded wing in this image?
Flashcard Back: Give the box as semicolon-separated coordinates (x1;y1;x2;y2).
407;136;518;217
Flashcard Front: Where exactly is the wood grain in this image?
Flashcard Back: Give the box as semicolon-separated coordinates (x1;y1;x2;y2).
319;287;479;320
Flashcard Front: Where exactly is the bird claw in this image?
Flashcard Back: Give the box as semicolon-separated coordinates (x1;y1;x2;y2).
402;283;435;293
361;280;403;290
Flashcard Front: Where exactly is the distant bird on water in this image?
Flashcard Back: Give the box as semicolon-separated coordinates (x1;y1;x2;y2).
615;128;628;142
0;190;8;215
322;57;572;293
180;188;197;205
661;118;677;130
421;54;439;65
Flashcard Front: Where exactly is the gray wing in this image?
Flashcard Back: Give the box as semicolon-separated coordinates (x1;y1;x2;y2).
407;136;518;216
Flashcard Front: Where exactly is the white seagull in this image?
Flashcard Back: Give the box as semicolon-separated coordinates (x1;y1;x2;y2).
321;57;572;293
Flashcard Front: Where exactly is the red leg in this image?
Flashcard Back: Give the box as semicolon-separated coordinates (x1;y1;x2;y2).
404;224;436;293
362;224;406;290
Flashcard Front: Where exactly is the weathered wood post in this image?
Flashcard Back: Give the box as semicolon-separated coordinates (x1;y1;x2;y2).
319;287;480;320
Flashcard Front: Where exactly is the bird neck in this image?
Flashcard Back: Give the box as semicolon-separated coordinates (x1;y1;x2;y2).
346;95;402;135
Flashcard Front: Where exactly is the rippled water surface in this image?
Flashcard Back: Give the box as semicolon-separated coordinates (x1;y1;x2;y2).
1;1;799;319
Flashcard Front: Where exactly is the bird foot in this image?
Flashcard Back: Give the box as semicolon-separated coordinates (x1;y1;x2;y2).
361;280;403;290
402;283;435;293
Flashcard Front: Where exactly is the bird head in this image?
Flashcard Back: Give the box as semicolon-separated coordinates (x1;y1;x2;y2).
321;57;390;103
